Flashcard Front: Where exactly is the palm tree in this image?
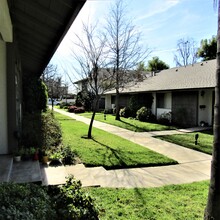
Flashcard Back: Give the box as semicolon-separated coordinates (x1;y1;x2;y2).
204;1;220;219
147;57;169;72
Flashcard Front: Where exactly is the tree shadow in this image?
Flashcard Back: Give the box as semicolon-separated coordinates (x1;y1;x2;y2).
134;188;146;205
91;138;127;169
56;118;76;121
119;118;145;132
200;129;213;135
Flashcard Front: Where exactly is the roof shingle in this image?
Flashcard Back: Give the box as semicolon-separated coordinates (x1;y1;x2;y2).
106;59;216;94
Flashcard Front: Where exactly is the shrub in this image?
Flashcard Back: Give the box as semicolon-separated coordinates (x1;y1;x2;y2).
0;183;56;220
158;112;172;125
48;176;99;220
104;109;113;114
41;111;62;148
22;111;62;148
60;102;71;109
119;107;131;118
68;106;85;113
61;145;79;165
68;106;78;113
136;107;148;122
74;107;85;114
23;77;48;113
136;107;156;122
76;91;95;111
128;96;141;117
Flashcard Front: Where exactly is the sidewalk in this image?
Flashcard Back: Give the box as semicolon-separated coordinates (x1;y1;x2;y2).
42;108;212;188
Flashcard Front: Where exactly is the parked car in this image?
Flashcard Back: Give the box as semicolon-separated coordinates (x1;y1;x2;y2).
48;98;60;105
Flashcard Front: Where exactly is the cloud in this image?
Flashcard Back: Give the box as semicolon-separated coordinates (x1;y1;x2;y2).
136;0;180;21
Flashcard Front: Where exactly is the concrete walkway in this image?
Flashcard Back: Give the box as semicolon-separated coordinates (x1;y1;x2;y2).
42;108;212;188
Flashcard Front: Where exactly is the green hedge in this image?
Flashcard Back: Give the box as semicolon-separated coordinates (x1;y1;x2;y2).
0;183;56;220
22;111;62;148
0;177;99;220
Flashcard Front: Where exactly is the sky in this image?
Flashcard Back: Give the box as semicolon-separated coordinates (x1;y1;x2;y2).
50;0;218;92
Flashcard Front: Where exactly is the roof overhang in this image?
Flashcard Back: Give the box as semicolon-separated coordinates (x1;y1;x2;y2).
7;0;86;77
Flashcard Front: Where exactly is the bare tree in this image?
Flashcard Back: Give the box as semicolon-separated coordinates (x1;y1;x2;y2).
174;38;198;67
42;64;57;82
105;0;150;120
204;1;220;219
43;64;68;110
72;23;114;138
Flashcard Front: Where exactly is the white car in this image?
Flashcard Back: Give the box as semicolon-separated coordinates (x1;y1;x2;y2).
48;98;60;105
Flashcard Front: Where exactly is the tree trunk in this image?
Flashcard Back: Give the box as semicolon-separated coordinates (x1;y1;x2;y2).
87;98;99;139
51;98;54;111
204;2;220;219
115;88;120;120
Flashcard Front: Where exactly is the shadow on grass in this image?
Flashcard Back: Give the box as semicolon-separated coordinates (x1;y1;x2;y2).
119;119;145;132
91;138;128;169
201;129;213;135
134;188;146;205
82;137;177;170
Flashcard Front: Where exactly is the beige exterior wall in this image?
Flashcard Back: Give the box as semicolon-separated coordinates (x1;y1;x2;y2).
0;0;13;42
198;89;213;126
151;93;156;115
105;94;112;109
0;39;8;154
164;92;172;109
156;92;172;119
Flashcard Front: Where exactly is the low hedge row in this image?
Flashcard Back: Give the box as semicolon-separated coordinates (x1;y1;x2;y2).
68;106;85;114
0;176;99;220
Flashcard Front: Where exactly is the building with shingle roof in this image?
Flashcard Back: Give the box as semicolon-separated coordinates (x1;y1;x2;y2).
105;59;216;127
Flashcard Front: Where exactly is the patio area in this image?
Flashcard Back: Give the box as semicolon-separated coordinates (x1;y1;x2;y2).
0;155;42;184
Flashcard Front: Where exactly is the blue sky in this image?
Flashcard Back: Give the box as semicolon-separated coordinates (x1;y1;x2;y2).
50;0;217;91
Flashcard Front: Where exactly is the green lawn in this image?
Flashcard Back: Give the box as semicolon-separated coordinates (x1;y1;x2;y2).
156;130;213;155
86;181;209;220
55;113;177;169
79;112;176;132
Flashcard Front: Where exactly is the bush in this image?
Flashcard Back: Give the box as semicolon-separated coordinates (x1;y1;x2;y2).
136;107;156;122
61;146;77;165
158;112;172;125
68;106;85;114
0;183;56;220
136;107;148;122
22;111;62;148
104;109;113;114
23;77;48;113
128;96;141;117
41;111;62;147
60;102;71;109
48;176;99;220
68;106;78;112
119;107;131;118
76;91;95;111
74;107;85;114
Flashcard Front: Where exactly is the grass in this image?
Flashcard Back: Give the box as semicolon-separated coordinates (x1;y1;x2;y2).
55;112;177;169
156;130;213;155
79;112;176;132
86;181;209;220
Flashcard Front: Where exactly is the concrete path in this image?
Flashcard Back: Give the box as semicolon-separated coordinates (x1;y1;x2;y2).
42;108;212;188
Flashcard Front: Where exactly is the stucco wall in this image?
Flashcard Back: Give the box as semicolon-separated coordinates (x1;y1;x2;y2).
156;92;172;119
198;89;213;126
157;108;172;119
151;93;156;115
0;0;13;42
164;92;172;109
105;94;112;109
0;39;8;154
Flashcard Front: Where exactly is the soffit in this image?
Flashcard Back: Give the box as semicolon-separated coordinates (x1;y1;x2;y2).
7;0;86;77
